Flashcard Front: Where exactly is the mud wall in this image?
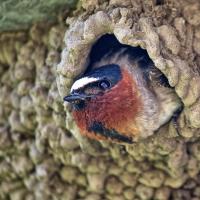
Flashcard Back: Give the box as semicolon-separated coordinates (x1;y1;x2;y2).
0;0;200;200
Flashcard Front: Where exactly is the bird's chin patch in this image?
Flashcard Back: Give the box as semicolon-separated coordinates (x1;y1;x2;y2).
72;100;86;111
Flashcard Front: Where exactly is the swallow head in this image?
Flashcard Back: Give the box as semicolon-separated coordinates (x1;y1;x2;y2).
64;64;123;110
64;64;141;143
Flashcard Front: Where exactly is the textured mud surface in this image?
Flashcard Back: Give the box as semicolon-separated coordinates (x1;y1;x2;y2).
0;0;200;200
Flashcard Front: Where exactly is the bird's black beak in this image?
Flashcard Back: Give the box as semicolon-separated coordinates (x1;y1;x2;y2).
63;93;91;104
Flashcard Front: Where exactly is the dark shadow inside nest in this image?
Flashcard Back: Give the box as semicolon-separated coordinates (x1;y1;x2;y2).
86;34;151;72
85;34;170;87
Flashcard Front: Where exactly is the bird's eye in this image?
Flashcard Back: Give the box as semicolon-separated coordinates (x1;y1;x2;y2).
98;80;111;90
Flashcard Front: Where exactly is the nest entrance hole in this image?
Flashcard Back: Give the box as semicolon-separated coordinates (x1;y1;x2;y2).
86;34;153;72
85;33;170;87
86;35;160;75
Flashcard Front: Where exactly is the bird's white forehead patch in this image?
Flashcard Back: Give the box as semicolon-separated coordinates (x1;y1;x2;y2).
71;77;99;92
